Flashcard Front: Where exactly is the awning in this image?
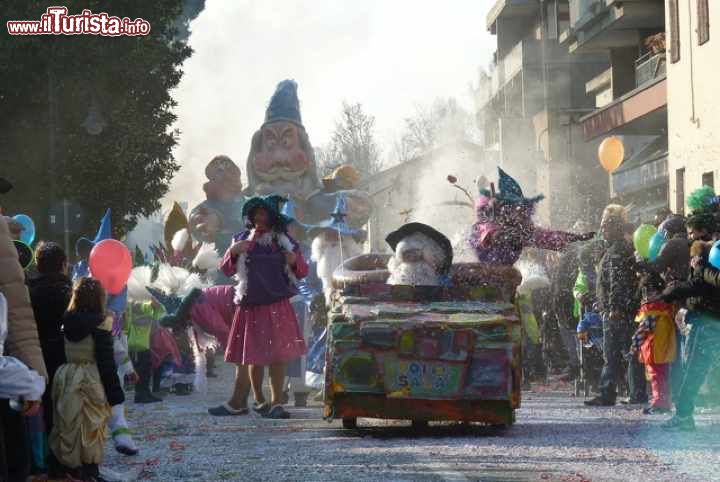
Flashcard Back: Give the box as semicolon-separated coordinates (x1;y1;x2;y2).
580;77;667;140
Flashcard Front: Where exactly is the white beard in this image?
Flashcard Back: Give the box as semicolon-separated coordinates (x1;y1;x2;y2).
386;233;445;286
386;257;441;286
312;235;362;301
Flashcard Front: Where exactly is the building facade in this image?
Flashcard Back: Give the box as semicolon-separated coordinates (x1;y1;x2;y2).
476;0;610;229
562;0;668;223
666;0;719;214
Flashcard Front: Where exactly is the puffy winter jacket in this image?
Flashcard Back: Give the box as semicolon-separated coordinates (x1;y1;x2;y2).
0;216;47;379
662;243;720;317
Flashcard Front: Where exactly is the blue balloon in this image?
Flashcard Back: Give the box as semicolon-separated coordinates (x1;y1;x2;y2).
710;241;720;270
12;214;35;246
648;231;667;262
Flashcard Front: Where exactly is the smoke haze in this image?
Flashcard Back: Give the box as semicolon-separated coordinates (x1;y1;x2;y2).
167;0;494;209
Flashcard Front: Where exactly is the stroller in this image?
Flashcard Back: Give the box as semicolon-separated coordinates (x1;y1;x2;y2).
575;310;604;396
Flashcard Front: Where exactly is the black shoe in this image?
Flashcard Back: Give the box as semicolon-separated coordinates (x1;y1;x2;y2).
208;403;249;416
262;405;290;419
294;392;308;408
173;383;193;396
134;391;163;404
621;397;649;405
206;369;218;378
642;405;672;415
584;396;615;407
115;444;139;456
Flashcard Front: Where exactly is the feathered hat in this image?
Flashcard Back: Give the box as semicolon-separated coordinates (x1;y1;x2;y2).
480;168;544;205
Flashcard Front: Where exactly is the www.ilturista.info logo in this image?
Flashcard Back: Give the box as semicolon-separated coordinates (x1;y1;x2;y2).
7;6;151;36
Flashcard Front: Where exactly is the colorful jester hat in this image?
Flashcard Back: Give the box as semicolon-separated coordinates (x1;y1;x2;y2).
479;168;544;206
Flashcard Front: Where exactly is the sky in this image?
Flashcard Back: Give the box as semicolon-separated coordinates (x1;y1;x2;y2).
167;0;496;207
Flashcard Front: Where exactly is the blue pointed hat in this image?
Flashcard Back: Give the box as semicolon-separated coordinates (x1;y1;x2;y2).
146;286;203;328
75;208;112;258
481;168;544;205
264;80;302;127
308;194;363;238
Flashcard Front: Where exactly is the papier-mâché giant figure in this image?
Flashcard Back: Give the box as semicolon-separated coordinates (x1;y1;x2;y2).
245;80;371;228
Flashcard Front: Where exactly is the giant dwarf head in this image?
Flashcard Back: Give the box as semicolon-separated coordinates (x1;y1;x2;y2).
246;80;321;199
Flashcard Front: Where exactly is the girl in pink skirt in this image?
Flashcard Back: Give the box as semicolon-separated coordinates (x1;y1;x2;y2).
213;195;308;419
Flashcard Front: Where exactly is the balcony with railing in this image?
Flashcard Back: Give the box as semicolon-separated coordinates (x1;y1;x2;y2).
562;0;665;54
569;0;605;30
634;52;666;88
475;39;553;110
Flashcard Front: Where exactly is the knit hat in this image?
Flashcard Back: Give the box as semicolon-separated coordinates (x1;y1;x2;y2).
264;80;302;127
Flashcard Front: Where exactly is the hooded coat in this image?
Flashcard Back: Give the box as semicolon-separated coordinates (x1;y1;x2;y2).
0;216;47;379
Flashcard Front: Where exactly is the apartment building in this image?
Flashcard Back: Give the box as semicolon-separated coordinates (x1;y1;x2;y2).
665;0;719;214
562;0;668;222
476;0;609;228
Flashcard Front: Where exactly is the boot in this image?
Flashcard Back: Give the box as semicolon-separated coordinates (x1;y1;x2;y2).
134;390;163;404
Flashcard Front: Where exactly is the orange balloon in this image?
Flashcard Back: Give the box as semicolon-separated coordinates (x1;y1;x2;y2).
598;136;625;173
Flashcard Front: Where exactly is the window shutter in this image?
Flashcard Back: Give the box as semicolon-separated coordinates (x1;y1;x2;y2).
669;0;681;62
698;0;710;45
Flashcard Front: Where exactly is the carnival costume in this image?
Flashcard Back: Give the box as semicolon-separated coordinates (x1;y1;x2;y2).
469;168;593;266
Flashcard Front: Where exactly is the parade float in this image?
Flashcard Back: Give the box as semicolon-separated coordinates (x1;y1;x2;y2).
321;169;593;429
323;223;523;429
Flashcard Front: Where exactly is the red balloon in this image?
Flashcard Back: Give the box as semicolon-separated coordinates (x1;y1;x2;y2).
89;239;132;295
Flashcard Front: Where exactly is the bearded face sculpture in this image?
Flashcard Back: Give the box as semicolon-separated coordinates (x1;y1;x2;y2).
247;121;320;199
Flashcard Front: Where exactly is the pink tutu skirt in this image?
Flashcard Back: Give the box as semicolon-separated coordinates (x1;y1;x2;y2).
225;298;307;366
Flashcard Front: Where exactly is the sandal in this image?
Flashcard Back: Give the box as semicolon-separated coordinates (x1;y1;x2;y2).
208;403;249;416
262;405;290;419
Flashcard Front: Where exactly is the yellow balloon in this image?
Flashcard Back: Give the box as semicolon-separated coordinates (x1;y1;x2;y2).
598;136;625;173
